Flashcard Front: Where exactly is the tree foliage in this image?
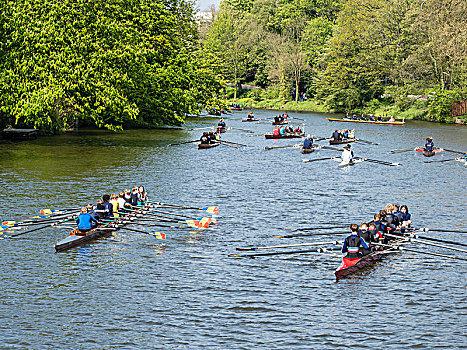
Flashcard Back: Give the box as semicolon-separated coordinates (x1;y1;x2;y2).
0;0;223;132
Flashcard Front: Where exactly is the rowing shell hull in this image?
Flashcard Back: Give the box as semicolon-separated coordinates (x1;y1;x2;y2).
54;227;115;252
330;139;356;145
327;118;405;126
265;133;305;139
198;143;220;149
272;121;289;125
230;108;243;111
301;147;315;154
242;119;259;122
415;148;443;157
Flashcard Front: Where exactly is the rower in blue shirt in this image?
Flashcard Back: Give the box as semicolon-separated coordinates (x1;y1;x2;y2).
424;137;434;152
76;207;98;235
342;224;369;258
303;134;313;149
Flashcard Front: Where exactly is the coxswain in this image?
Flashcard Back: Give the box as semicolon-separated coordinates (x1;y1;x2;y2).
138;185;148;205
342;224;369;258
303;134;313;149
342;144;353;163
200;132;210;144
273;125;280;136
247;112;255;120
102;194;113;218
400;205;411;228
424;137;434;152
294;125;302;133
75;207;98;236
332;129;341;141
358;222;373;255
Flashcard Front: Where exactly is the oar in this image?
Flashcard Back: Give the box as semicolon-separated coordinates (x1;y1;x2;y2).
264;144;300;151
373;243;467;261
236;240;341;251
188;126;215;131
123;227;166;239
149;201;219;214
249;133;267;137
219;140;248;147
354;157;401;166
227;127;254;133
320;145;342;151
424;158;458;163
418;228;467;234
168;140;199;146
218;142;242;149
131;221;199;230
356;139;379;145
271;230;348;238
5;218;74;238
443;149;466;155
302;157;335;163
388;148;414;154
314;137;331;142
408;234;467;248
386;233;467;254
4;212;78;227
148;207;216;223
229;247;336;258
284;225;348;232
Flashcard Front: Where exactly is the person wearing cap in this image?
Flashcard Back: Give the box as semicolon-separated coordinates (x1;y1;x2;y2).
332;129;341;141
303;134;314;149
200;132;210;144
424;137;435;152
342;144;354;163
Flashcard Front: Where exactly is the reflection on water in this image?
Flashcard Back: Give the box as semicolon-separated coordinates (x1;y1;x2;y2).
0;111;466;348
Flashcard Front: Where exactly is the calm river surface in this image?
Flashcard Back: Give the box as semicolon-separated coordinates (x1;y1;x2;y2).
0;110;466;349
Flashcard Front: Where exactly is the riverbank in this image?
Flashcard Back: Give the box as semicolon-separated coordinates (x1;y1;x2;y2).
230;97;466;124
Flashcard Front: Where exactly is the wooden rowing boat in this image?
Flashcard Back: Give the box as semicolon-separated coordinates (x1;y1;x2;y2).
335;238;407;279
242;119;259;122
329;138;356;145
301;147;315;154
265;133;305;139
54;207;147;252
415;148;443;157
198;142;220;149
327;117;405;126
338;159;364;167
272;121;288;125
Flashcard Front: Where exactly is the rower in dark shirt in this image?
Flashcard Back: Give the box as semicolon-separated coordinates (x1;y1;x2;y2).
200;132;209;144
358;222;372;255
342;224;369;258
332;129;341;141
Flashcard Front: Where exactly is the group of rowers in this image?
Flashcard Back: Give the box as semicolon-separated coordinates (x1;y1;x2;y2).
272;124;303;136
331;128;355;141
342;203;412;258
200;131;221;144
345;113;395;122
273;113;289;124
74;186;149;235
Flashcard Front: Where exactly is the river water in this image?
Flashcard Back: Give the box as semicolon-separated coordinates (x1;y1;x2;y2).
1;110;466;349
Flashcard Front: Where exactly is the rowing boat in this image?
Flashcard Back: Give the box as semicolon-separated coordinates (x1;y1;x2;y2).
242;119;259;122
327;117;405;126
415;148;443;157
230;107;243;111
272;121;289;125
335;238;407;279
334;158;365;167
329;138;356;145
219;127;227;133
198;142;220;149
301;147;314;154
265;133;305;139
54;207;148;252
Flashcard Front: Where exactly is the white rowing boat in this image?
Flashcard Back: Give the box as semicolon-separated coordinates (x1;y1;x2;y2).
333;157;365;167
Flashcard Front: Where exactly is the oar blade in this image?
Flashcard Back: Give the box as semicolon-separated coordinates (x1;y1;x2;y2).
203;206;219;214
153;232;166;240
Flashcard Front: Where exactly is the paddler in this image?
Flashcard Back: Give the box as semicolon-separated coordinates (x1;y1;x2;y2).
342;224;369;258
358;222;372;255
341;144;354;163
332;129;341;141
424;137;434;152
200;132;210;144
303;134;314;149
75;207;98;236
273;125;280;136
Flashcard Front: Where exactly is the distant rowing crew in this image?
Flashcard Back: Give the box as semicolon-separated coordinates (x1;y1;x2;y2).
272;124;303;136
341;203;411;258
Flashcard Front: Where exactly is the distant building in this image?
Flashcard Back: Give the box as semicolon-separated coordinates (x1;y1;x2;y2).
195;6;216;35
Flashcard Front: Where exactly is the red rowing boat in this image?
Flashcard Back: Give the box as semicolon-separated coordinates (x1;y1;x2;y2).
415;148;443;157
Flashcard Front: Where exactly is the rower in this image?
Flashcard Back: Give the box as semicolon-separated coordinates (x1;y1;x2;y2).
273;125;280;136
389;116;395;122
124;189;132;204
377;115;383;122
214;131;221;141
303;134;313;149
209;131;217;144
424;137;434;152
218;118;226;128
341;144;353;163
358;222;372;255
286;126;294;133
367;222;381;245
343;129;349;139
393;203;404;224
352;114;358;120
369;114;375;121
279;126;286;135
75;207;98;236
117;192;126;210
110;193;119;217
332;129;341;141
360;114;366;121
94;199;107;219
344;113;350;119
102;194;113;218
294;125;302;133
274;115;280;124
342;224;369;258
382;203;400;236
131;186;139;206
200;132;210;144
247;112;254;120
348;129;355;138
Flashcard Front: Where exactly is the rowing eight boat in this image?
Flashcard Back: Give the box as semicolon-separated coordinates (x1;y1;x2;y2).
327;117;405;126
